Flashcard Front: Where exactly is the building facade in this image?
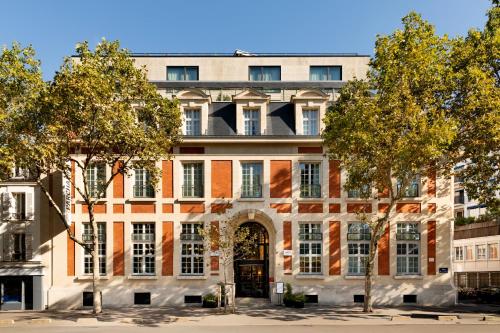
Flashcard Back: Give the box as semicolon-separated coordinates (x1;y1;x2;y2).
0;169;44;310
20;52;455;310
453;221;500;289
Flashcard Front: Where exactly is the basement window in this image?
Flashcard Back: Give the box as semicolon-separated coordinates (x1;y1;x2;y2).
305;295;319;303
134;292;151;305
82;292;93;307
353;295;365;303
403;294;417;304
184;295;202;304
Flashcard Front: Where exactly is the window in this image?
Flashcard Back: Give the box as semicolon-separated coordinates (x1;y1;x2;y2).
12;193;26;220
12;233;26;261
243;109;260;136
455;190;465;204
476;244;487;260
302;109;319;135
488;243;499;260
134;292;151;305
134;168;154;198
300;162;321;198
180;223;204;275
310;66;342;81
454;246;464;261
396;223;420;275
182;163;204;197
184;109;201;136
249;66;281;81
167;66;198;81
347;223;370;275
82;292;94;307
397;177;419;197
299;223;322;274
347;185;371;198
132;223;155;275
465;246;473;260
241;162;262;198
83;223;106;275
86;164;106;198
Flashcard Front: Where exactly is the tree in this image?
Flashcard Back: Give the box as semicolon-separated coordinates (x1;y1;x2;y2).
199;204;257;313
10;40;181;314
322;13;456;312
449;0;500;212
0;43;46;177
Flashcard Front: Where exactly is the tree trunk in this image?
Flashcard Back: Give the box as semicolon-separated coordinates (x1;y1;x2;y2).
89;206;102;314
363;239;377;312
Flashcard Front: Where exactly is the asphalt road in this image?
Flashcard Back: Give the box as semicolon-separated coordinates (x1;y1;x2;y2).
1;325;500;333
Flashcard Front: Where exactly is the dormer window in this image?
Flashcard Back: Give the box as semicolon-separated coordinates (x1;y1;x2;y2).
184;109;201;136
310;66;342;81
167;66;199;81
302;109;319;135
243;109;260;136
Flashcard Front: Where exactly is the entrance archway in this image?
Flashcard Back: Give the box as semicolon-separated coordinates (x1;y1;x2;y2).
234;222;269;298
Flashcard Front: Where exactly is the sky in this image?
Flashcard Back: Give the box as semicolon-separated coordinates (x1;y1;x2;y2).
0;0;492;80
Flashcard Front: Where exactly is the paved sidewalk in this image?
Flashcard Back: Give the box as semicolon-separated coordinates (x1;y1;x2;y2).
0;304;499;327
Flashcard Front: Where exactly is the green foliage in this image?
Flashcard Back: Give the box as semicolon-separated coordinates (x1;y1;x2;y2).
203;293;217;302
0;43;46;178
454;216;476;226
323;12;457;312
449;2;500;211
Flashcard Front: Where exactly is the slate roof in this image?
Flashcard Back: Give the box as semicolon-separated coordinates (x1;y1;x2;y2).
206;102;296;136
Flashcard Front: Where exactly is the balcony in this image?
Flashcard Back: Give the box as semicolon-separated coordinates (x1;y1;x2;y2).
396;232;421;241
454;192;465;204
300;184;321;198
241;184;262;198
347;233;371;241
182;184;204;198
133;184;155;198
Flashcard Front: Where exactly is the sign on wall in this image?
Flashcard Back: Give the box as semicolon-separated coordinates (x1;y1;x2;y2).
62;162;72;225
276;282;284;294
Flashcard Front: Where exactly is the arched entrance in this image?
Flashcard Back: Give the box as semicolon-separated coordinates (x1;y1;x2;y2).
234;222;269;298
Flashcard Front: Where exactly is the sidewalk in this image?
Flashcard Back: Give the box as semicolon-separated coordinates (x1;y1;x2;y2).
0;304;499;327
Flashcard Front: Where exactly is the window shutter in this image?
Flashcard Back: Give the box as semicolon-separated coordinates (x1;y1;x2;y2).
25;233;33;260
1;192;12;220
3;233;13;261
26;192;33;220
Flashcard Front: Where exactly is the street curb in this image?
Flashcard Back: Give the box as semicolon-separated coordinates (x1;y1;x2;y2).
29;318;52;324
437;315;458;321
483;316;500;321
76;318;99;324
391;315;411;321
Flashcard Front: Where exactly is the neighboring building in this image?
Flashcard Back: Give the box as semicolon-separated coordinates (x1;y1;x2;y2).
32;52;454;309
453;163;490;218
0;168;44;310
453;221;500;289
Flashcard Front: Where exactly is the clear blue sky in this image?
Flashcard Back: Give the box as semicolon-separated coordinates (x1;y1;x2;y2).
0;0;492;80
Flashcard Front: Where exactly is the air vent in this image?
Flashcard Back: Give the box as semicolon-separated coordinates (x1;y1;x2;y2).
134;292;151;305
82;292;93;307
403;294;417;304
305;295;319;303
184;295;202;304
353;295;365;303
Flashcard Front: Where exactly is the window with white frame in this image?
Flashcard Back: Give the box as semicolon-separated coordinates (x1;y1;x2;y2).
184;109;201;136
12;233;26;261
180;223;204;275
134;168;154;198
300;162;321;198
347;223;370;275
476;244;487;260
86;163;106;198
465;245;473;260
243;109;260;136
302;109;319;135
12;192;26;220
347;185;371;198
241;162;263;198
132;223;155;275
488;243;499;260
454;246;464;261
83;223;106;275
396;223;420;274
397;177;420;197
299;223;322;274
182;162;203;198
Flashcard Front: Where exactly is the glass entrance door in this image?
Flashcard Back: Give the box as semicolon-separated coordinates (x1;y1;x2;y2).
234;222;269;298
